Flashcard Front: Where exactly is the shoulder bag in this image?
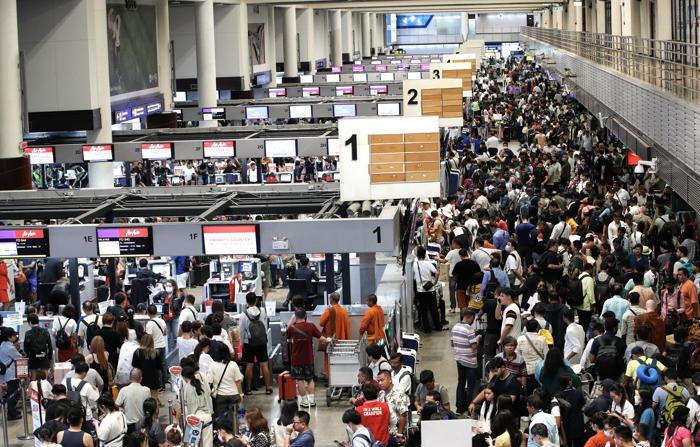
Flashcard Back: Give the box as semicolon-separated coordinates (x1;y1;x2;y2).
417;261;434;291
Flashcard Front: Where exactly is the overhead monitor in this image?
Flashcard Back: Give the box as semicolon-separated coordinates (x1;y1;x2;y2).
277;172;293;183
289;105;313;119
371;60;381;65
264;139;298;158
203;140;235;158
353;73;368;82
140;142;173;160
377;102;401;116
335;86;353;96
331;66;342;73
375;65;388;72
352;65;365;72
407;71;422;80
173;109;183;121
268;88;287;98
302;87;320;97
421;63;431;70
326;74;341;83
82;144;114;162
201;224;260;255
411;59;421;63
237;260;258;278
333;104;357;118
380;72;395;81
25;146;55;165
174;91;187;102
390;60;401;65
370;85;388;95
327;138;340;156
202;107;226;120
96;226;153;257
299;75;314;83
245;106;269;120
0;227;50;258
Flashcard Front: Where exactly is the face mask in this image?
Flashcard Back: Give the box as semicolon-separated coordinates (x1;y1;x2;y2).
165;286;174;294
604;430;613;438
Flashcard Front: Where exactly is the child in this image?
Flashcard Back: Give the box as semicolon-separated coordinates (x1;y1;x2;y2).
165;425;183;447
633;424;650;447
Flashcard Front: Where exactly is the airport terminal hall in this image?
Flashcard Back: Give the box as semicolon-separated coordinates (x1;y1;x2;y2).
1;0;700;446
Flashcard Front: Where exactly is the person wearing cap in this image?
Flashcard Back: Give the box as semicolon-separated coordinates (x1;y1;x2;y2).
0;327;23;420
622;346;667;391
451;308;480;414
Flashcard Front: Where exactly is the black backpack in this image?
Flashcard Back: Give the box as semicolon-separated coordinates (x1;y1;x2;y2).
55;318;71;350
80;317;99;349
66;380;87;405
245;310;268;347
482;270;500;300
594;275;611;306
25;327;50;360
567;273;588;307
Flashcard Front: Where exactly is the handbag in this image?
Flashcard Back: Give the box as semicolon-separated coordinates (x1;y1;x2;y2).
318;307;335;352
416;261;434;291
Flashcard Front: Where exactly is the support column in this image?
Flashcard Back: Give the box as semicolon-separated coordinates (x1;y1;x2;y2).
611;0;622;35
331;10;343;66
542;9;552;28
231;3;251;90
575;4;584;31
297;8;315;73
156;0;173;112
341;10;353;62
656;0;672;39
283;6;298;77
554;7;564;29
597;0;606;32
0;0;31;190
358;252;376;303
361;12;372;58
195;0;217;111
87;0;114;188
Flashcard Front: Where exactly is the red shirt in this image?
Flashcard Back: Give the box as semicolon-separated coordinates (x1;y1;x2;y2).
287;321;321;366
357;400;390;445
583;431;612;447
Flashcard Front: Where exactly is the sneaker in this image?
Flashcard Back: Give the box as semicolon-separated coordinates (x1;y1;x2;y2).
308;395;316;407
299;396;310;407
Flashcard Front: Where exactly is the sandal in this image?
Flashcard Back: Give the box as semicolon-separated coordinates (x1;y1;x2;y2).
266;388;273;395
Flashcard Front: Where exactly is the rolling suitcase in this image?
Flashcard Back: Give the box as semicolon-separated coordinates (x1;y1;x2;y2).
277;371;297;402
401;333;421;364
397;348;418;373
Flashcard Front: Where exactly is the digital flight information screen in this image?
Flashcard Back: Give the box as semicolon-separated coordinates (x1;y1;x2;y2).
0;228;50;258
202;224;260;255
96;227;153;257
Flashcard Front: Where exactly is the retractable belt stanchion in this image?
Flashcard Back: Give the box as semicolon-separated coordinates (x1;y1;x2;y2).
17;378;34;440
1;397;9;447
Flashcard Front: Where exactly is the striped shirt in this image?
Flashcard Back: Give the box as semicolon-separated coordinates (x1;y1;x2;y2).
451;323;478;368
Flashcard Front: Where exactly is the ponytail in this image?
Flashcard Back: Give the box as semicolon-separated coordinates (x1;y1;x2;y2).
182;366;203;396
143;397;158;428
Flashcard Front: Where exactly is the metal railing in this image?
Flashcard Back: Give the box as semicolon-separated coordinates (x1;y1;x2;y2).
521;26;700;103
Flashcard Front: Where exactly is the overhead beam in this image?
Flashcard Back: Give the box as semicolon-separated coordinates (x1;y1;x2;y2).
67;194;130;224
189;192;239;222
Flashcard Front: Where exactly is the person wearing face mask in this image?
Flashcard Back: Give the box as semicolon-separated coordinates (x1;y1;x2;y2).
155;278;184;352
583;413;613;447
504;240;524;287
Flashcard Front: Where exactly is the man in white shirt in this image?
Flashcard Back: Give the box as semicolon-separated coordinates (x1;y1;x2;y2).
563;308;585;364
497;289;522;344
486;132;500;151
607;214;629;244
177;295;198;334
145;305;168;390
78;301;101;356
441;239;464;313
115;368;151;432
388;353;412;396
63;362;99;420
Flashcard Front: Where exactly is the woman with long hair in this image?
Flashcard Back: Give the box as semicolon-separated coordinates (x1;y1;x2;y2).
86;336;111;389
156;278;184;351
472;383;497;447
181;366;213;447
236;408;271;447
131;334;161;400
136;398;166;447
193;338;213;377
535;346;581;397
663;406;692;447
608;384;635;428
114;324;139;386
97;395;127;447
634;388;655;442
273;400;298;446
490;409;522;447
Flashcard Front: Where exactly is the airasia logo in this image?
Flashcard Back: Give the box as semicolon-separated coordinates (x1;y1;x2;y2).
21;230;36;238
28;147;49;153
144;144;169;150
87;146;106;151
125;229;143;237
210;142;228;147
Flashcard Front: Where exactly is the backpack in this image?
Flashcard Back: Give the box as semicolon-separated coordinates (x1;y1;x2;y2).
661;384;687;424
66;380;87;405
635;357;664;390
80;317;99;349
355;432;386;447
679;260;694;276
25;327;50;360
398;369;420;408
594;275;611;306
245;310;268;347
567;274;588;307
55;318;71;350
482;271;500;300
595;337;621;372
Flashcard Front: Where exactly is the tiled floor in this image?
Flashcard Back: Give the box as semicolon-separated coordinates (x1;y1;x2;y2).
2;287;462;446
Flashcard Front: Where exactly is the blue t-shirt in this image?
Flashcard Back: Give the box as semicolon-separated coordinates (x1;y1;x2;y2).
515;222;535;248
639;407;655;440
290;430;315;447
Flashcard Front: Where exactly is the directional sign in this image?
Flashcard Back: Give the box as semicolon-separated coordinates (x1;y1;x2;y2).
430;62;475;97
402;79;464;127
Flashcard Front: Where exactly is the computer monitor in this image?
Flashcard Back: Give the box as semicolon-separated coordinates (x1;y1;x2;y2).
407;72;422;80
289;105;313;119
202;107;225;120
326;74;341;83
174;91;187;102
333;104;357;118
302;87;320;97
320;259;341;276
150;262;170;278
370;85;388;96
300;75;314;83
245;106;269;120
353;73;368;82
335;86;353;96
237;260;258;279
380;72;395;81
377;102;400;116
268;88;287;98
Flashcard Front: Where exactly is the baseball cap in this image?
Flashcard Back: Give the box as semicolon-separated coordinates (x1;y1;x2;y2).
631;346;644;356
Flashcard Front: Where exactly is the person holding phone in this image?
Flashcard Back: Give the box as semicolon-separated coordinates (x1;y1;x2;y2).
338;408;374;447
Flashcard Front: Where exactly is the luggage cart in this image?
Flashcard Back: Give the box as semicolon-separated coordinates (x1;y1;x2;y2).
325;336;367;406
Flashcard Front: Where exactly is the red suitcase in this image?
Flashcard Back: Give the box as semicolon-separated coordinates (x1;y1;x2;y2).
277;371;297;402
